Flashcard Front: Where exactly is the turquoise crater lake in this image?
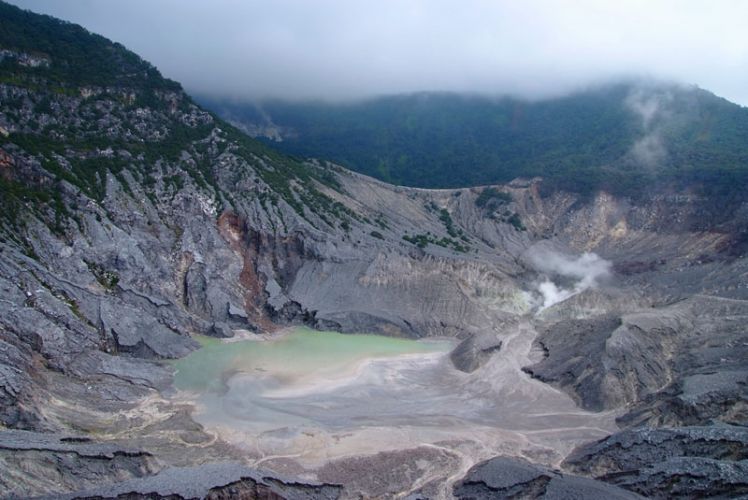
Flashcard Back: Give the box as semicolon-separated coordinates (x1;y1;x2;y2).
173;327;452;394
170;324;617;477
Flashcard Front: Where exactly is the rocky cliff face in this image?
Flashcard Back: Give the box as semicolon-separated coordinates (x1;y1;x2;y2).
1;3;747;498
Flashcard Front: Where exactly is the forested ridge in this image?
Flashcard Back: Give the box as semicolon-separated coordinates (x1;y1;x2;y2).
202;85;748;202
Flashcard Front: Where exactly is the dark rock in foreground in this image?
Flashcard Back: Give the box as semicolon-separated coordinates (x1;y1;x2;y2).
50;462;342;500
603;457;748;499
564;426;748;498
453;456;640;499
0;430;158;497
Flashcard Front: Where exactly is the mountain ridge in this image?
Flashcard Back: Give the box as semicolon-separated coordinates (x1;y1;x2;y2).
200;83;748;208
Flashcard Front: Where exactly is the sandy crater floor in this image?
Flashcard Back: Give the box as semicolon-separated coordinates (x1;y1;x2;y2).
171;325;619;498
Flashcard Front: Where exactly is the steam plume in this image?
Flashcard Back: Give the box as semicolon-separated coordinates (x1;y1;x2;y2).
525;248;612;311
625;87;673;166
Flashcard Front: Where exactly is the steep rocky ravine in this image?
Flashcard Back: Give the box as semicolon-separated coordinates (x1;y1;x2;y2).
1;3;747;498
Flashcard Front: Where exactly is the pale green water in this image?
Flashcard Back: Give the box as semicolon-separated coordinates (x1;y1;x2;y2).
173;327;451;393
170;323;619;477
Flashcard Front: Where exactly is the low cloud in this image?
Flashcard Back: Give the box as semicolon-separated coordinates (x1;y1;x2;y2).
630;133;667;167
626;89;668;129
7;0;748;105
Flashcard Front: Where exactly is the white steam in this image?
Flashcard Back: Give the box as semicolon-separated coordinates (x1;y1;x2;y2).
525;248;612;311
630;133;667;167
625;87;673;167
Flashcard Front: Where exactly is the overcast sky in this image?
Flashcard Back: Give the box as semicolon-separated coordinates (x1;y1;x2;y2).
7;0;748;105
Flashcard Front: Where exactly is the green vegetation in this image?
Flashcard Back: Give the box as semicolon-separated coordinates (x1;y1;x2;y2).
218;125;351;224
0;0;356;236
85;260;119;290
369;230;384;239
0;1;180;91
201;86;748;206
6;0;747;245
438;208;458;238
476;187;512;208
0;172;68;234
489;210;526;231
473;187;525;230
506;212;526;231
403;232;469;253
373;214;389;230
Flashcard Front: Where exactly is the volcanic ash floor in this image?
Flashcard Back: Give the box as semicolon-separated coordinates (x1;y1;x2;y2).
171;326;619;496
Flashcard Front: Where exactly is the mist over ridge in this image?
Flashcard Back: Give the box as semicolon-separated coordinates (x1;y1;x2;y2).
200;80;748;212
6;0;748;106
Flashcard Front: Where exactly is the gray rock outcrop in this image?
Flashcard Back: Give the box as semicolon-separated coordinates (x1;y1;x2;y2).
564;426;748;498
450;332;503;373
453;456;641;499
0;430;158;496
51;462;342;500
